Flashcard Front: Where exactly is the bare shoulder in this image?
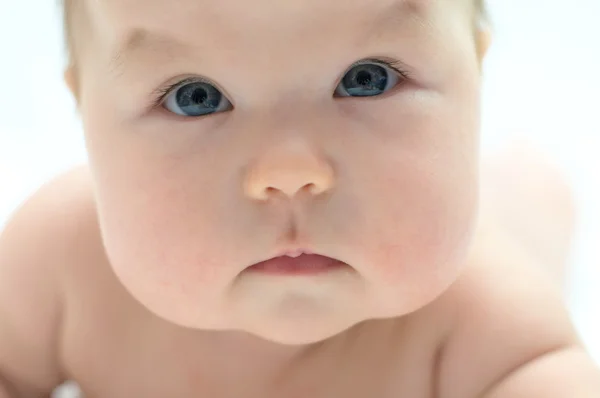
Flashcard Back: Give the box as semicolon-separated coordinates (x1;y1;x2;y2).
1;165;102;276
435;224;587;398
0;165;103;394
2;165;98;239
1;164;132;317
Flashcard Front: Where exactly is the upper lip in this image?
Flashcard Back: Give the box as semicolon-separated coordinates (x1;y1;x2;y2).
245;247;350;270
245;247;315;270
275;248;314;258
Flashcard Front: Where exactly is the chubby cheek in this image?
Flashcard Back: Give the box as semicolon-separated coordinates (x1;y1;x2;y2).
85;137;233;326
95;177;230;325
359;141;479;313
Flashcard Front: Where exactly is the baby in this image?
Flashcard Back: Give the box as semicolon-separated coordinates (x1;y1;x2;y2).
1;0;599;396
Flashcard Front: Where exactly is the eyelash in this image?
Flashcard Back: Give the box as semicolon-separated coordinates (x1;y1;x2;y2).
151;76;212;109
358;57;411;80
150;57;411;108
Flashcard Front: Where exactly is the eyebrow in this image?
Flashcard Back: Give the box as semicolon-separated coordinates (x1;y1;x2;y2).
108;29;192;76
108;0;427;75
367;0;428;42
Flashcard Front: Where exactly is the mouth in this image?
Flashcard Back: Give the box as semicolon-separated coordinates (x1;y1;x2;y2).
246;253;349;276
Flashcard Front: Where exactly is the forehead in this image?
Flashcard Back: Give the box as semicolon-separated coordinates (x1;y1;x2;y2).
91;0;430;24
78;0;473;80
85;0;462;48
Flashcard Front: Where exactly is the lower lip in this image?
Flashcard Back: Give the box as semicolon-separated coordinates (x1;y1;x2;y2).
248;254;348;275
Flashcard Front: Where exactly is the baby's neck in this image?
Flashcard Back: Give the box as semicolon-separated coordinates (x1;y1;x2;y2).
206;329;317;362
187;329;347;392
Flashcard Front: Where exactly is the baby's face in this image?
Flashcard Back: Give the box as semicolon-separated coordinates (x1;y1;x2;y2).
75;0;483;344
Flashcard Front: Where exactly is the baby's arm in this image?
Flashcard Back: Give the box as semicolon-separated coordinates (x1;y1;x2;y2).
0;170;85;396
438;225;600;398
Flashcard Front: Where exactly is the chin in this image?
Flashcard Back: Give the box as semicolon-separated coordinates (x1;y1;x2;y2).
238;308;362;346
247;321;357;346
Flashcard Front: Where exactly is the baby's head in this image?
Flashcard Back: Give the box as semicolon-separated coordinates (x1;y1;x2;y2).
64;0;490;345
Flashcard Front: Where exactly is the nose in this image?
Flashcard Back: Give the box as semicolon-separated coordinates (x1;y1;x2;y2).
244;143;335;201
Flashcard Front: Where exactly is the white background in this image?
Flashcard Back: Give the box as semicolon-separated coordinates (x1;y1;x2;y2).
0;0;599;365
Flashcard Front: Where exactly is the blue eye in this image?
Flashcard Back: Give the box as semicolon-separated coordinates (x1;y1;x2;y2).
335;61;401;98
163;80;232;117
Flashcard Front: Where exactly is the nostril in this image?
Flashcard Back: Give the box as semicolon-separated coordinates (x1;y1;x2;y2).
303;183;316;193
261;180;329;201
264;184;314;198
306;182;326;196
265;187;278;194
263;187;284;201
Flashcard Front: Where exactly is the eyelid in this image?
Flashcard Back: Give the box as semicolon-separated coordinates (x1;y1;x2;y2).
151;76;213;108
333;56;412;98
148;57;411;110
348;57;411;79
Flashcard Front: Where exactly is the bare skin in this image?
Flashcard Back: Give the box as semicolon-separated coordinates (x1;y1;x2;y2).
479;141;577;286
1;0;600;396
0;146;597;398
